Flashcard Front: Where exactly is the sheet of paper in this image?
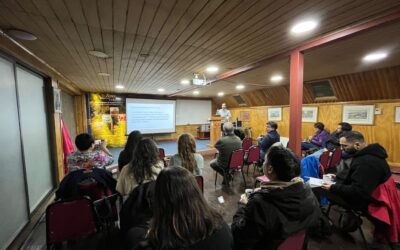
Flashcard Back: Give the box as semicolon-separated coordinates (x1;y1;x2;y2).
308;177;335;187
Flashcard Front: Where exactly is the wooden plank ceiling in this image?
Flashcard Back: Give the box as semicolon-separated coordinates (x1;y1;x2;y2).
0;0;400;96
213;65;400;108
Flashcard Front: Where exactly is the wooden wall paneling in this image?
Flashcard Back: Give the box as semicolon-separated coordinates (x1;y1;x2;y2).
44;79;64;183
231;101;400;164
74;95;88;135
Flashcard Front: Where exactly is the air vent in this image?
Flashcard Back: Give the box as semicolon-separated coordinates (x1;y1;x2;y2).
233;95;247;106
309;79;337;101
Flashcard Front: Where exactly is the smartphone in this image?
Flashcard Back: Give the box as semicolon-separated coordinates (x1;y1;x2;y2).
94;139;102;145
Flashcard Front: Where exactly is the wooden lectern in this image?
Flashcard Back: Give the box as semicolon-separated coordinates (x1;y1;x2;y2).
208;116;224;148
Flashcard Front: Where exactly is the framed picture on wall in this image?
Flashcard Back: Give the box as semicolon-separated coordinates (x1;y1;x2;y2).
267;107;282;121
342;105;375;125
240;111;251;121
395;106;400;123
302;107;318;122
53;88;62;113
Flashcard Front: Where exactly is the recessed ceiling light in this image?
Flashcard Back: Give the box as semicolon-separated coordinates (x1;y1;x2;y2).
158;88;165;92
88;50;110;59
206;66;219;73
193;90;199;95
271;75;283;82
98;72;110;76
236;84;245;90
7;29;37;40
291;20;318;34
363;52;388;62
115;97;122;101
115;85;124;89
181;79;190;85
217;92;224;97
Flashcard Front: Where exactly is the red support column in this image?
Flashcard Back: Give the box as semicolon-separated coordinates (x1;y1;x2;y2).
288;50;304;157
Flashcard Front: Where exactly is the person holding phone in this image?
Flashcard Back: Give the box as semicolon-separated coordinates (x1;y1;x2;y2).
67;133;113;173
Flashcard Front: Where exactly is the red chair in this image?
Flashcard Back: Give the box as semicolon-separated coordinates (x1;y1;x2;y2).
244;145;260;176
46;197;97;247
158;148;167;167
328;148;342;171
319;151;330;174
195;175;204;193
214;149;246;187
242;138;252;153
277;230;306;250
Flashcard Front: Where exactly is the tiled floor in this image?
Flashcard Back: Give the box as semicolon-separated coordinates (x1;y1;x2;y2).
21;155;396;250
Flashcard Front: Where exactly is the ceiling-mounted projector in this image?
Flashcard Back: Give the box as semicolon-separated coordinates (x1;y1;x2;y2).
192;73;206;86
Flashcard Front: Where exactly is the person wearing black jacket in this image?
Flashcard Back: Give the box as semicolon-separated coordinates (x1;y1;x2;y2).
322;131;392;211
232;146;320;250
257;121;280;162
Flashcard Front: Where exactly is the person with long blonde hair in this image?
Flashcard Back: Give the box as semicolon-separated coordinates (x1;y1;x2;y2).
169;133;204;175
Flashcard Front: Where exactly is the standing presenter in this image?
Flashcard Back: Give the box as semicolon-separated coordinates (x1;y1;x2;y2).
216;103;231;131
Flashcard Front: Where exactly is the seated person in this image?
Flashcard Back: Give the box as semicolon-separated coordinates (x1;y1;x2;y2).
301;122;329;151
324;122;352;152
120;180;155;249
319;131;392;212
116;138;164;196
118;130;142;171
169;133;204;175
135;167;233;250
257;121;280;161
307;122;352;160
67;133;113;173
210;122;242;184
231;146;320;249
244;127;252;140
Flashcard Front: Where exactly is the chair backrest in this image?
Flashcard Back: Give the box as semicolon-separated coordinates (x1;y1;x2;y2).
328;148;342;170
229;149;245;170
277;230;306;250
158;148;166;159
93;193;123;225
242;138;252;151
78;179;112;201
247;145;260;163
319;151;330;172
195;175;204;193
46;197;97;244
280;137;289;148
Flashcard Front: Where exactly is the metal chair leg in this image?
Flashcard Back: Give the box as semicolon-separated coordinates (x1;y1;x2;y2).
358;225;369;250
214;171;217;187
241;169;247;187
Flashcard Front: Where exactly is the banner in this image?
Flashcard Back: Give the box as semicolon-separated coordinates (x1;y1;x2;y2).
89;93;126;147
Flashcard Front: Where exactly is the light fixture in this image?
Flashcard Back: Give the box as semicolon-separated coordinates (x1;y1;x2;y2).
88;50;110;59
206;66;219;73
158;88;165;92
181;79;190;85
193;90;199;95
291;20;318;34
217;92;224;97
98;72;110;76
115;97;122;101
236;84;245;90
6;29;37;40
115;85;124;89
363;52;388;62
270;75;283;82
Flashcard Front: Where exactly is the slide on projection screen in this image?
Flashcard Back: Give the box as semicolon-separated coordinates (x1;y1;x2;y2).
126;98;176;134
